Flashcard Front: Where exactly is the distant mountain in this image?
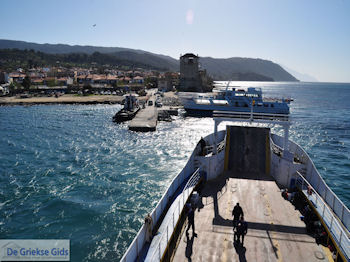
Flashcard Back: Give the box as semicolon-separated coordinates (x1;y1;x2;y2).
110;51;178;71
229;72;274;81
0;49;174;72
0;39;178;71
199;57;298;82
0;39;298;81
281;65;318;82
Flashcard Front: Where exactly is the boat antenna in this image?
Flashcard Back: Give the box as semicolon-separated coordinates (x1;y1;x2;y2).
225;81;230;92
225;81;231;98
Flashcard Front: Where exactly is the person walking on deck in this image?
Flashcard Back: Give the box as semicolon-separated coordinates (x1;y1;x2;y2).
198;137;206;156
235;216;248;245
186;203;197;237
232;203;243;229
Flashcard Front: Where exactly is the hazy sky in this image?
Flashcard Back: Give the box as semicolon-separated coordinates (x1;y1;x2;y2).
1;0;349;82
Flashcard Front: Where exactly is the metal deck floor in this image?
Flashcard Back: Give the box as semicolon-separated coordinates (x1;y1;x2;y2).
173;171;330;262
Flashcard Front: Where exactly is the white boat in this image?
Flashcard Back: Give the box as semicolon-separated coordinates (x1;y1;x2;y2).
179;84;290;117
120;110;350;262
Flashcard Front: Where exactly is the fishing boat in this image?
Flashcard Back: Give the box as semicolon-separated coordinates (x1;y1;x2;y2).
113;94;140;123
120;108;349;261
179;84;290;117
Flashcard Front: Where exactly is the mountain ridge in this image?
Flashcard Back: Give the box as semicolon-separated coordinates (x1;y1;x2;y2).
0;39;298;81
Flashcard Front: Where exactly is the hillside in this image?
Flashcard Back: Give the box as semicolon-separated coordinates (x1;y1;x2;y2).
0;49;173;72
0;39;298;81
200;57;298;81
0;39;178;69
229;72;274;81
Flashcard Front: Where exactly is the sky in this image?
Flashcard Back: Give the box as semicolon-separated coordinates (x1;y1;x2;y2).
1;0;349;82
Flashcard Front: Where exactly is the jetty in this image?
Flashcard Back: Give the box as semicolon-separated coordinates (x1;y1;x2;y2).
128;90;182;131
129;101;158;132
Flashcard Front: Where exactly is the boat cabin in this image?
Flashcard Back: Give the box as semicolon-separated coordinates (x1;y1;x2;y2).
123;94;139;111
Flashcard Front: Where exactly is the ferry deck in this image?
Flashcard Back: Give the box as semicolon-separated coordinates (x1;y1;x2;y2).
120;112;349;262
173;170;332;262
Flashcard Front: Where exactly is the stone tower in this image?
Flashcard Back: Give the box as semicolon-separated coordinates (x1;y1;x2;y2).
180;53;201;91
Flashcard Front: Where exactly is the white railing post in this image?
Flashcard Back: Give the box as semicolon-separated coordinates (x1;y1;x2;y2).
330;215;334;229
158;241;161;260
316;176;321;192
301;179;304;191
136;237;138;258
183;189;185;206
322;202;326;217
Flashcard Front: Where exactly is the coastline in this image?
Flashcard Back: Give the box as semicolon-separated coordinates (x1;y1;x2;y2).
0;94;147;106
0;92;180;106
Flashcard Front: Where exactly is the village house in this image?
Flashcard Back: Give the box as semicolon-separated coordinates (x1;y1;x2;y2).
0;72;9;84
31;79;44;85
132;76;144;84
106;75;118;85
9;73;27;83
57;77;73;86
157;72;178;91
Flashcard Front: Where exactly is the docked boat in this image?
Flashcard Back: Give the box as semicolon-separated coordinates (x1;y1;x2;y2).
179;84;290;117
120;108;350;261
113;94;140;123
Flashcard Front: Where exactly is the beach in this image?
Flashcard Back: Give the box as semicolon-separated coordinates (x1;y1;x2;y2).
0;92;179;106
0;94;126;105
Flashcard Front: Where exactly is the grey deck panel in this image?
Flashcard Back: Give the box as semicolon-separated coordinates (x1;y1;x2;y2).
173;171;331;262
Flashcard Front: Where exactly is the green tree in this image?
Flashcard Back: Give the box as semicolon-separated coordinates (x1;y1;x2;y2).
9;82;16;95
22;76;31;91
47;79;56;87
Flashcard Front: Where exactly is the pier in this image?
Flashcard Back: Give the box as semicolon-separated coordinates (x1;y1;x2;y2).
128;91;182;131
129;101;158;132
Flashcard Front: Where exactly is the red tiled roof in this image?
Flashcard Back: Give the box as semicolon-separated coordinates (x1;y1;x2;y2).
133;76;144;80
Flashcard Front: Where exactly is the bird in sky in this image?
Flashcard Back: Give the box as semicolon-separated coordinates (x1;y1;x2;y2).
93;24;96;27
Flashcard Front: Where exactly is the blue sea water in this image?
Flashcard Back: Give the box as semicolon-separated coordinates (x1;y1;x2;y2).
0;82;349;261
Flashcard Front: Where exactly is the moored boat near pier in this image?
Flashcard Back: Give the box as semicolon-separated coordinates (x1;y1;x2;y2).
113;94;140;123
179;83;290;117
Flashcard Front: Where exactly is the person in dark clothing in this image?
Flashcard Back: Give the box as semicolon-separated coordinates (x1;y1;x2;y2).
232;203;244;229
235;216;248;245
199;137;206;156
186;203;196;236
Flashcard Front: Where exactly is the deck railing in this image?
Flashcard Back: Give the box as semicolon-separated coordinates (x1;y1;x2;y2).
270;134;350;232
203;139;226;155
213;111;290;122
295;172;350;261
120;167;197;262
148;168;201;261
270;138;283;156
120;132;226;262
